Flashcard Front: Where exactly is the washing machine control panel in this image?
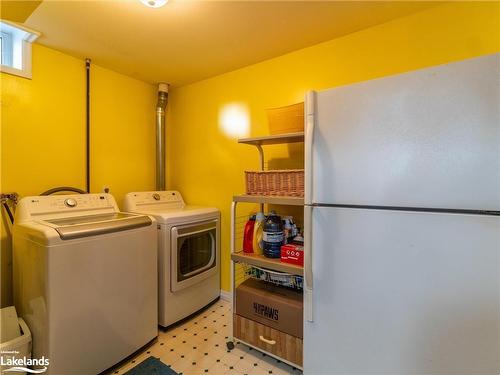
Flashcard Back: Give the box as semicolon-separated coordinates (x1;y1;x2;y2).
49;195;112;210
19;194;116;217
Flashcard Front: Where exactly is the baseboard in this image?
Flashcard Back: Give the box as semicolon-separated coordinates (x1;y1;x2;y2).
220;289;232;302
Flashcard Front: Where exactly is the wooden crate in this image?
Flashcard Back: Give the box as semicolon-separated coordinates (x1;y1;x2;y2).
234;314;303;366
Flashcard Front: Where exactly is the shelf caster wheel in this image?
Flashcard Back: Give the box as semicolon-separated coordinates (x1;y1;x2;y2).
226;341;235;351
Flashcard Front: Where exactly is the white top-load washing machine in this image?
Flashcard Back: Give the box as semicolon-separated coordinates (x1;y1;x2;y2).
124;191;220;327
13;193;158;375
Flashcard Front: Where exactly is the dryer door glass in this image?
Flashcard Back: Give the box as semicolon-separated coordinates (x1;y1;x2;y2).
178;230;215;278
171;220;219;292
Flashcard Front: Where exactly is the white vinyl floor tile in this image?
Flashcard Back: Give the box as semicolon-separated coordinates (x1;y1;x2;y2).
109;300;302;375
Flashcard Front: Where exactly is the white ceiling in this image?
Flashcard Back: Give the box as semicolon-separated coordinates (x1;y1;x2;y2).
25;1;436;86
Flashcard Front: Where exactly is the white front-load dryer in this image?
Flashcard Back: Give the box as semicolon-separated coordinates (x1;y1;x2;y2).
124;191;220;327
13;194;158;374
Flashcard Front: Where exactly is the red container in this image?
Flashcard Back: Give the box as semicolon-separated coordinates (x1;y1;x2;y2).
243;215;256;253
280;244;304;266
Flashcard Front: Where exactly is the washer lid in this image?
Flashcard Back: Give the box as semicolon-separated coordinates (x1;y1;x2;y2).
128;205;219;225
40;212;152;240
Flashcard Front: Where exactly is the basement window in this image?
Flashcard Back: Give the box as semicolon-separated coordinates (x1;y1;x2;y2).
0;20;40;79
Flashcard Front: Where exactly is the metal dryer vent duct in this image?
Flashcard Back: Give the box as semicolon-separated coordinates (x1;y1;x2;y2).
156;83;169;191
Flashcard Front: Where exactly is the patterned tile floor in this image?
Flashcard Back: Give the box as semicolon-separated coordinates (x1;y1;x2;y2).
110;299;302;375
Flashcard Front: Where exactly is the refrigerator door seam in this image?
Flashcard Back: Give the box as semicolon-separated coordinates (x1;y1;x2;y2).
309;203;500;216
304;205;313;322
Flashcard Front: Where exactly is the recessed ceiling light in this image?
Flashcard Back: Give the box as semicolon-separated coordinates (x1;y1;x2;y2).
140;0;168;8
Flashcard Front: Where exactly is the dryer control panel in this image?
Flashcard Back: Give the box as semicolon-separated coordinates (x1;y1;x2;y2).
124;191;185;210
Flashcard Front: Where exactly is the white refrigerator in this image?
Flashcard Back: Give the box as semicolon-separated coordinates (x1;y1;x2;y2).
303;54;500;374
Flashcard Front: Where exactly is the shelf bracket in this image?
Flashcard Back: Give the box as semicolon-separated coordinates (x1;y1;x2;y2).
256;144;264;171
255;145;265;211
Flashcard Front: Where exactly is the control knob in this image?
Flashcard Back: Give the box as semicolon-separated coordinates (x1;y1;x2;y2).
64;198;77;208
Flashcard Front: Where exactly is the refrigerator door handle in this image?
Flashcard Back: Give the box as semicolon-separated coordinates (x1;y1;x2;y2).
304;205;313;322
305;91;316;206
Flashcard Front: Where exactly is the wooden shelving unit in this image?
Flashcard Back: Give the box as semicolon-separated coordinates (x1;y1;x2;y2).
238;132;304;146
229;131;305;370
237;132;304;170
231;251;304;276
233;194;304;206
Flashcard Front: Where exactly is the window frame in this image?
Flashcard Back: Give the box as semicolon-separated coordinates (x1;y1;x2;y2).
0;31;13;66
0;20;40;79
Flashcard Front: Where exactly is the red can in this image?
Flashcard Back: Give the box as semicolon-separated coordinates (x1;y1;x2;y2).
280;244;304;266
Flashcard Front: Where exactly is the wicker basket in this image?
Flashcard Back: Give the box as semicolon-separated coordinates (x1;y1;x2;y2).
245;170;304;197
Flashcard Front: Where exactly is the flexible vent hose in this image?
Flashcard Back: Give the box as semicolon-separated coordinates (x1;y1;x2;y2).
156;83;169;190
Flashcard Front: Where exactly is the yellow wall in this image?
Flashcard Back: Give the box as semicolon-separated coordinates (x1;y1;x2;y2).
167;2;500;292
1;2;499;304
1;44;156;306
